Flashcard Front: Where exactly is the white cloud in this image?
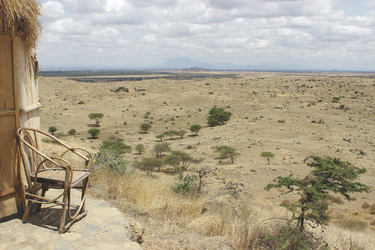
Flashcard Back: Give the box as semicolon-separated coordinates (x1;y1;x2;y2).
37;0;375;70
42;1;65;20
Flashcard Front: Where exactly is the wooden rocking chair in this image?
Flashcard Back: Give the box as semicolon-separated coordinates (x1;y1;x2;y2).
17;128;92;233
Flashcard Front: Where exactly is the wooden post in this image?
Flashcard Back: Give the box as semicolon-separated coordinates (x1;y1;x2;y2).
0;34;40;220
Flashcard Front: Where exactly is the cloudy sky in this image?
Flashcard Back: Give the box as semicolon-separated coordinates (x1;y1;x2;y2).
38;0;375;71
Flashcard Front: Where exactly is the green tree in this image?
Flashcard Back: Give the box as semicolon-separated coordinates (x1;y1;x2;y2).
68;128;76;135
94;149;128;173
140;123;152;133
173;167;198;194
153;144;170;158
164;154;182;168
48;126;57;135
135;144;145;154
189;124;202;135
216;145;240;163
100;139;131;155
137;157;163;176
260;151;275;165
170;150;199;170
265;156;371;232
178;130;186;139
207;107;232;127
88;113;104;127
88;128;100;138
164;130;178;140
156;134;165;142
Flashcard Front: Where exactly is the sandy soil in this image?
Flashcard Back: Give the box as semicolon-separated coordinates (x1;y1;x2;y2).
38;71;375;242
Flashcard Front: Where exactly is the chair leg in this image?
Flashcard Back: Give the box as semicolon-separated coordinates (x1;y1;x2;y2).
36;185;48;211
22;200;33;223
58;189;69;234
81;178;89;212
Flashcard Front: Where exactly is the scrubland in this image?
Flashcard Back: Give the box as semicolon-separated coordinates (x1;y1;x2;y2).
39;71;375;249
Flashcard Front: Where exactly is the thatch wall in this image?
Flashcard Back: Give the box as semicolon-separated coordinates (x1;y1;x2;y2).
0;0;41;220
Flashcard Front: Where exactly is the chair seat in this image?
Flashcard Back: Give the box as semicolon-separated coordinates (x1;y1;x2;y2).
31;169;90;188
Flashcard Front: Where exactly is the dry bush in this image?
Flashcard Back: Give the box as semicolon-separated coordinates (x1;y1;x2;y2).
91;169;282;249
91;169;202;216
335;216;368;231
329;196;344;205
361;202;371;209
370;204;375;215
325;225;370;250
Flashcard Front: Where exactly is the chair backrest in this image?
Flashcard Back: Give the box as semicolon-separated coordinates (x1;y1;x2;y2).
17;128;43;190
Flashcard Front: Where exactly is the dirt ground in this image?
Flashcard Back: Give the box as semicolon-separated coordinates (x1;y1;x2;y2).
38;71;375;247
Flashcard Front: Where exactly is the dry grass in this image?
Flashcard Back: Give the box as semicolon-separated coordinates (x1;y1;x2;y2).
90;168;375;249
335;216;368;231
90;169;285;249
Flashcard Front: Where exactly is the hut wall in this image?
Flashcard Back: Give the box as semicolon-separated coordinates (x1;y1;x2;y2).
0;34;40;220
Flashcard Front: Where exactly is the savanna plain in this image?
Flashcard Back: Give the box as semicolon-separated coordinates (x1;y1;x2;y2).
39;71;375;249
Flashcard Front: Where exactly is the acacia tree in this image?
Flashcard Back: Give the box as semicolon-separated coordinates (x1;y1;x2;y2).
153;144;170;158
260;151;275;165
178;130;186;139
265;156;371;233
88;113;104;127
100;139;131;154
164;151;200;171
216;145;240;163
156;134;165;142
135;144;145;154
163;154;181;168
88;128;100;138
189;124;202;135
48;126;57;135
140;123;152;133
164;130;178;140
138;157;163;176
170;150;199;169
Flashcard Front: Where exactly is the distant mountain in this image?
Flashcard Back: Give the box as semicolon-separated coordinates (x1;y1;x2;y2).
159;57;322;71
182;67;211;71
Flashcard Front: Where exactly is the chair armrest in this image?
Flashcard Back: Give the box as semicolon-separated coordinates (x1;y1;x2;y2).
33;157;73;192
60;147;93;170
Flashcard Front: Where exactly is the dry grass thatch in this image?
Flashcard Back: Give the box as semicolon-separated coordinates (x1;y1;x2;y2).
0;0;42;47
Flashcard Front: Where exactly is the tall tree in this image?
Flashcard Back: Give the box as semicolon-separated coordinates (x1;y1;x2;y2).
265;155;371;232
88;113;104;127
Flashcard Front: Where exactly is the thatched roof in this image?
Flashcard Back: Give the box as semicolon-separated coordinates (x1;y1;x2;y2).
0;0;42;48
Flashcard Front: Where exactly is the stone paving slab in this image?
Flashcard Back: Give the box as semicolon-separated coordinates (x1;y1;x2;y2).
0;190;142;250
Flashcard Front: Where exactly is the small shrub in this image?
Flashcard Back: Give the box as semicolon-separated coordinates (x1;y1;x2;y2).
173;168;197;194
207;106;232;127
361;202;371;209
135;144;145;154
88;128;100;138
94;149;128;173
48;126;57;135
68;129;76;135
189;124;202;135
260;151;275;165
332;97;340;103
370;204;375;214
140;123;152;133
329;196;344;204
100;139;131;155
336;217;368;231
